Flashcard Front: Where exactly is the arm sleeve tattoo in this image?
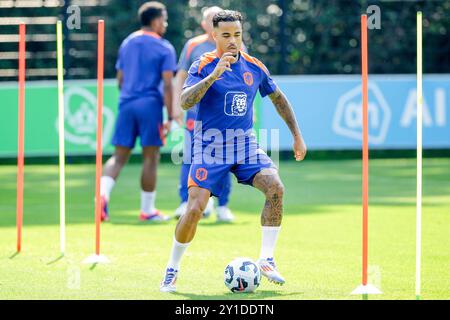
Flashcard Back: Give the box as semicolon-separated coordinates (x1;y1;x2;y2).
269;88;301;138
180;74;217;110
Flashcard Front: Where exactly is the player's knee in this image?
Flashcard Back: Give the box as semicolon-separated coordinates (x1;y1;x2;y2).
109;154;128;168
185;201;205;222
267;179;285;198
117;157;128;167
143;155;160;168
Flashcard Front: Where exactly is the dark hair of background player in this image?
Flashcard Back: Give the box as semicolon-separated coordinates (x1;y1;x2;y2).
138;1;166;27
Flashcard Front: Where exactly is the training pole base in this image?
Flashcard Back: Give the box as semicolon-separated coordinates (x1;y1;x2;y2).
351;284;382;295
82;254;110;264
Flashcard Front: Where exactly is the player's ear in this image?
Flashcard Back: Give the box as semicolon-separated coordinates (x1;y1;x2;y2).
150;17;158;30
201;20;207;32
212;30;217;41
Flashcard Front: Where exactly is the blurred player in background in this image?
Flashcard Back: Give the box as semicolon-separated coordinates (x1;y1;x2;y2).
160;10;307;292
100;1;178;222
173;6;237;222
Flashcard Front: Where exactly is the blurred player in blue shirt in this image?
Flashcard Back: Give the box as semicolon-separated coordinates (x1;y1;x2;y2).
100;2;177;222
173;6;236;222
161;10;307;292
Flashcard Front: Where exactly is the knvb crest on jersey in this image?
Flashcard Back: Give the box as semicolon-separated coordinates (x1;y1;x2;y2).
224;91;248;116
243;72;253;86
195;168;208;181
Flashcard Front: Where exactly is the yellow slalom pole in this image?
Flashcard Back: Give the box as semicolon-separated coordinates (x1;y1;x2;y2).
416;11;423;300
57;21;66;255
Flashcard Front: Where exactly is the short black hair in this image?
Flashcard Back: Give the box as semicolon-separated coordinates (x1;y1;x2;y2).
212;10;242;28
138;1;166;27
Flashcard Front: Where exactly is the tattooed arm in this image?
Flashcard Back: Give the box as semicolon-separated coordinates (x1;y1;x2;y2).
180;74;218;110
269;88;301;138
269;87;307;161
180;52;237;111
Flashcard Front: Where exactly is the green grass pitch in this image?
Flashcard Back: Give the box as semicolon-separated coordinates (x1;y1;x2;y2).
0;158;449;300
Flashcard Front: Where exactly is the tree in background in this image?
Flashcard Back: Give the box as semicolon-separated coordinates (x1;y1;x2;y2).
0;0;448;80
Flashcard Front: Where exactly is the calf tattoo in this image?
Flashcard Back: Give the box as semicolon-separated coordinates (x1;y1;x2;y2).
261;192;283;226
253;170;284;226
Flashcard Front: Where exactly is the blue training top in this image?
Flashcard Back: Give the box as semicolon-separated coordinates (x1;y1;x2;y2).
115;30;177;104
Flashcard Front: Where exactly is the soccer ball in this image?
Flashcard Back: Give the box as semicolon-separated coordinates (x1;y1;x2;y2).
224;257;261;293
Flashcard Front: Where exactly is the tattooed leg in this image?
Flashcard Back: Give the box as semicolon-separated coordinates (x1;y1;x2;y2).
252;168;285;226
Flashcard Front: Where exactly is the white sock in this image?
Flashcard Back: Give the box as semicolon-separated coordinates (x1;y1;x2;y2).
260;226;281;259
141;190;156;213
100;176;115;201
167;237;190;271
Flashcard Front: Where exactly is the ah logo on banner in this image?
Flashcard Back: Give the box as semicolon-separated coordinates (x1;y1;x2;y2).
401;88;447;128
332;83;391;145
55;87;114;149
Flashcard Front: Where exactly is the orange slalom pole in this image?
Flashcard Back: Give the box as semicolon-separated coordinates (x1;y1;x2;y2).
16;23;26;253
361;14;369;286
95;20;104;255
351;15;380;295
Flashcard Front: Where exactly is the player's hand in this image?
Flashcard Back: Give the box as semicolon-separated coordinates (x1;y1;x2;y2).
211;52;237;79
173;114;183;127
293;136;307;161
170;109;184;127
163;120;172;137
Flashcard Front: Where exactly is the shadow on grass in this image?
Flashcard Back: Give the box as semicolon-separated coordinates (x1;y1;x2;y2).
172;289;304;300
9;251;20;259
46;254;65;265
